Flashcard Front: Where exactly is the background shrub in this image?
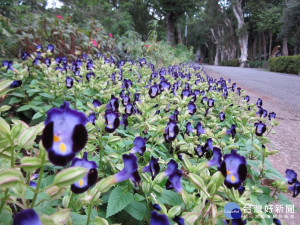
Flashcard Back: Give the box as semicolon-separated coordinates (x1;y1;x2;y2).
220;59;240;67
269;55;300;74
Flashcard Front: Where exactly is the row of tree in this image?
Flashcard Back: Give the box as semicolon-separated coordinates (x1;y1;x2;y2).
1;0;299;65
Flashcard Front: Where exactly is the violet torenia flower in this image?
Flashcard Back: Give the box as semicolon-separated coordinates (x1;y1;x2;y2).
152;203;161;211
256;98;263;107
92;99;101;108
166;169;183;193
88;112;96;124
125;102;134;115
142;156;160;180
106;95;119;112
120;114;128;129
114;153;141;183
122;95;130;106
273;218;281;225
288;181;300;197
41;102;88;166
226;124;237;139
164;159;178;176
201;96;208;104
86;72;95;81
164;121;179;142
195;121;206;136
173;216;184;225
45;58;51;67
231;218;247;225
194;145;205;158
254;121;266;136
236;87;241;96
2;60;14;71
149;84;160;98
207;147;222;168
207;98;214;108
10;80;22;88
132;137;146;155
13;209;42;225
268;112;276;120
70;152;98;194
65;77;73;89
185;122;194;134
47;44;54;52
169;109;179;122
150;211;170;225
220;150;247;189
187;101;196;115
244;95;250;102
219;112;225;122
21;52;30;61
160;80;171;91
104;110;120;133
285;169;297;184
181;89;190;99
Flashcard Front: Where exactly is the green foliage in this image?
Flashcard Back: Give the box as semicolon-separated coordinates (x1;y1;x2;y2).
248;60;265;68
269;55;300;74
220;59;240;67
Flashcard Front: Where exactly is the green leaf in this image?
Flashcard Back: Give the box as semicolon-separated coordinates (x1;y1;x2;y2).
124;201;146;221
32;112;43;120
277;193;292;206
39;93;55;99
0;208;13;225
16;105;31;112
156;189;183;206
8;97;21;105
53;167;88;188
106;186;134;218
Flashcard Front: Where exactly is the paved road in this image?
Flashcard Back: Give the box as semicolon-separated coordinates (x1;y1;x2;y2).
204;65;300;225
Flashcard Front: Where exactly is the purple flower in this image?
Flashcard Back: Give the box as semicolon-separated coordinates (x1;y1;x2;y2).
207;147;222;168
120;114;128;129
114;153;141;183
150;211;170;225
185;122;194;134
165;169;183;193
86;72;95;81
142;156;160;180
47;44;54;52
268;112;276;120
219;112;225;122
195;121;206;136
36;44;42;51
273;218;281;225
10;80;22;88
21;52;30;61
149;84;160;98
244;95;250;102
173;216;184;225
2;60;14;71
236;87;241;96
13;209;42;225
164;121;179;142
92;99;101;108
254;121;266;136
256;98;263;107
181;89;190;99
152;203;161;211
45;58;51;67
88;112;96;124
106;95;119;112
187;101;196;115
288;181;300;197
207;98;214;108
70;152;98;194
41;102;88;166
159;80;171;91
165;159;178;176
122;95;130;106
220;150;247;189
194;145;205;158
123;79;133;89
285;169;297;184
104;110;120;133
226;124;237;139
65;77;73;89
169;109;179;122
201;97;208;104
132;137;146;155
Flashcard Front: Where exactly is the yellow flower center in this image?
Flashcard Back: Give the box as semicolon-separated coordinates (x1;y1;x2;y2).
79;179;84;187
231;175;235;182
60;143;66;153
53;135;60;142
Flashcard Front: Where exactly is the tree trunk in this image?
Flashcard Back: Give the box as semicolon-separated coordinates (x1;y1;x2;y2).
282;37;288;56
258;34;262;60
166;13;175;45
262;32;267;60
269;31;273;57
176;23;182;44
232;1;248;67
214;46;219;66
252;36;257;61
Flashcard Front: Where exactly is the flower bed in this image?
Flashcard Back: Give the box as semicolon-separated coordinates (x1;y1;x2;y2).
0;46;298;225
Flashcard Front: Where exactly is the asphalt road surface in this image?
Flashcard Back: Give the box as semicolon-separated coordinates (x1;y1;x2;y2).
204;65;300;225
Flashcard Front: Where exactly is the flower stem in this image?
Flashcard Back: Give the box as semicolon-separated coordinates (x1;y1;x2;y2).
67;192;73;208
30;152;45;208
86;204;93;225
0;189;9;214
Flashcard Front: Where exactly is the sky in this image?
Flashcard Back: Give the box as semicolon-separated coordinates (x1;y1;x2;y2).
46;0;63;9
